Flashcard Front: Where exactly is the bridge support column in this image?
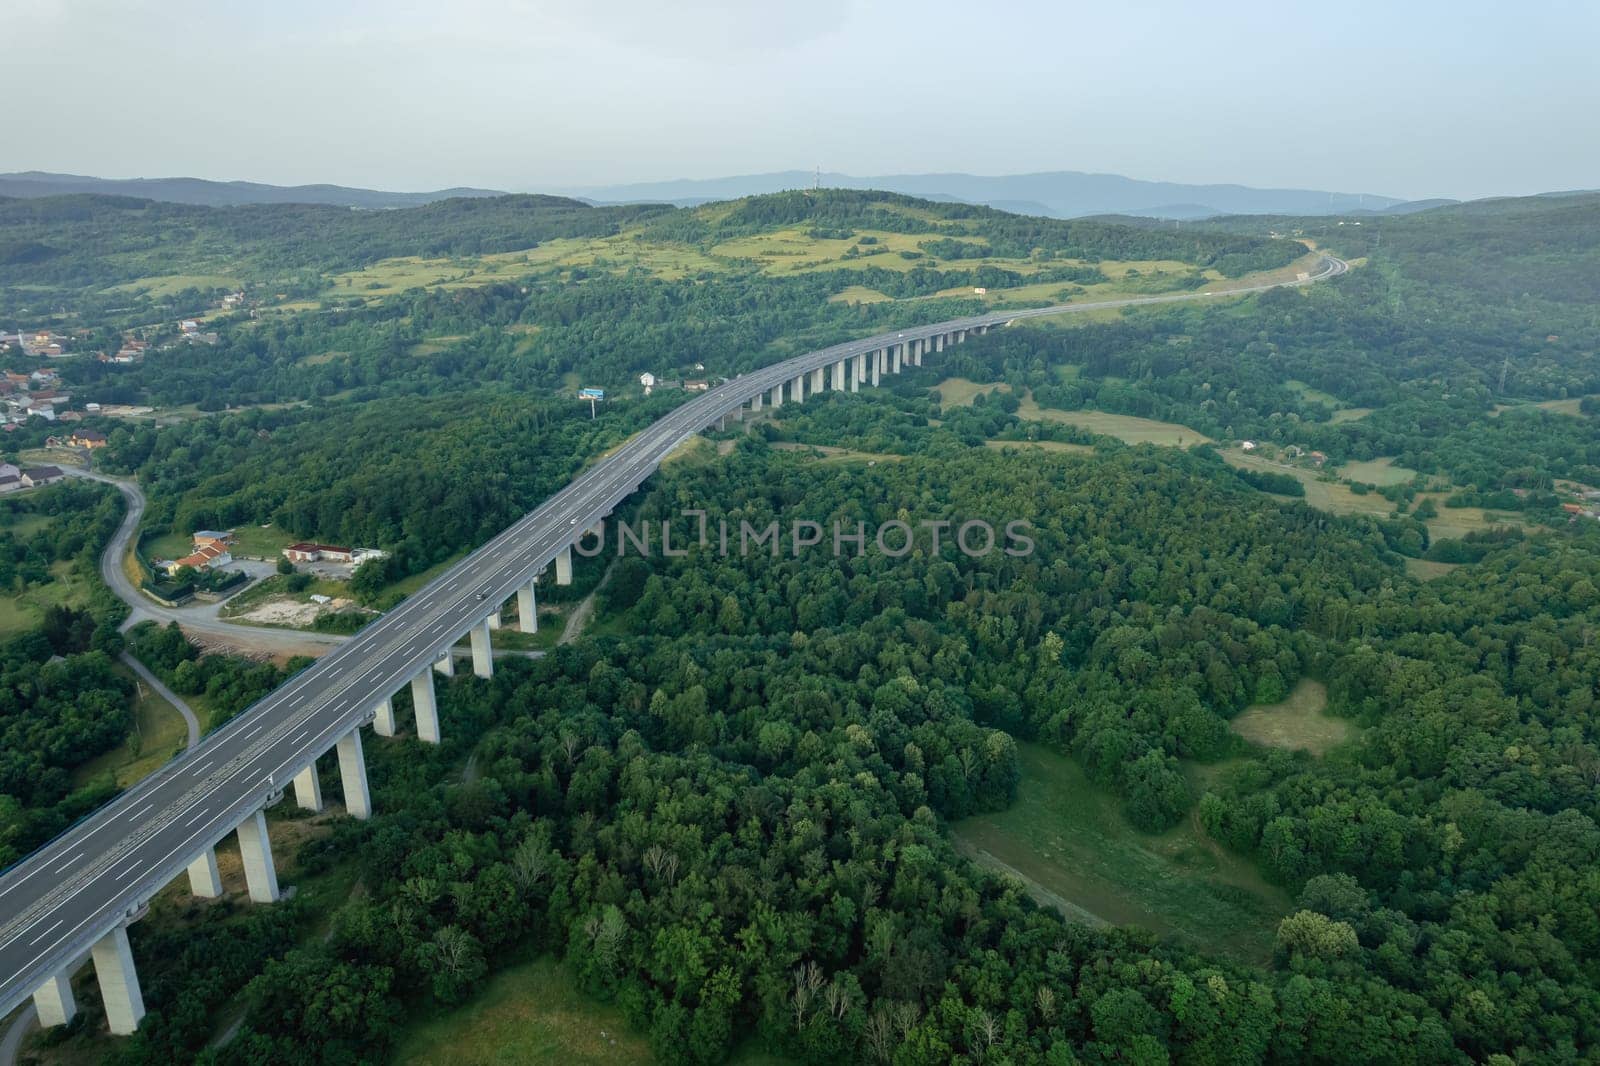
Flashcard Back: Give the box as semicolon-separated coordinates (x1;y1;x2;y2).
850;355;861;392
935;333;944;353
237;809;279;903
895;344;905;373
770;384;783;409
555;544;573;585
186;846;223;898
470;618;493;678
33;972;77;1028
486;606;502;630
91;926;144;1036
411;669;440;744
434;651;454;676
337;729;371;820
373;696;397;737
517;579;537;633
811;366;824;394
793;374;806;403
293;762;322;811
831;360;845;391
870;354;880;387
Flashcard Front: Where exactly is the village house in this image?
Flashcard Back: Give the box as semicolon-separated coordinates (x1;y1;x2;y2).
21;466;65;488
684;380;710;393
69;429;108;449
164;541;233;576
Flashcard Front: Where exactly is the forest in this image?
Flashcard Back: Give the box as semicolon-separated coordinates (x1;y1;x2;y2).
81;438;1600;1066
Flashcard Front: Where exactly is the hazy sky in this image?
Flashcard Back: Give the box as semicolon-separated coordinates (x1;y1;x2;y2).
4;0;1595;201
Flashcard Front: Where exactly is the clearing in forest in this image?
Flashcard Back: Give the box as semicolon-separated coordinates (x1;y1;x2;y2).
1341;457;1418;486
1016;394;1210;446
952;744;1289;964
935;377;1011;409
1228;679;1352;756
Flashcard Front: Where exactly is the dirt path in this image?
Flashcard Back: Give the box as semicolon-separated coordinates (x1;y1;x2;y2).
559;562;614;644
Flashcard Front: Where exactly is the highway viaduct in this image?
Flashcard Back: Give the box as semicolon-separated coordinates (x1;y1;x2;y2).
0;256;1346;1034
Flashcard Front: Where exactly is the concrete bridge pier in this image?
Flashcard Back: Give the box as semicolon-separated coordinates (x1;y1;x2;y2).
750;393;762;413
811;366;825;394
470;618;493;678
90;926;144;1035
832;360;845;391
856;352;867;386
769;383;783;409
410;669;440;743
486;606;502;630
792;374;806;403
935;334;944;354
186;847;223;898
870;354;880;387
236;810;279;903
517;579;537;633
33;971;76;1028
293;762;322;811
895;343;906;372
337;729;371;819
434;651;455;676
373;696;397;737
555;544;573;585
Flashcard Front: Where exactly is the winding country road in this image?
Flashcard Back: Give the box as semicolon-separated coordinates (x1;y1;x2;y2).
65;467;349;657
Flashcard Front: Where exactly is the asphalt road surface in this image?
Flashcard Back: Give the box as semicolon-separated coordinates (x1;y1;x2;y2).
0;256;1345;1019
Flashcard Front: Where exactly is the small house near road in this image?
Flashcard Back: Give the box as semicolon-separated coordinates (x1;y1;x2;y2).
70;429;108;449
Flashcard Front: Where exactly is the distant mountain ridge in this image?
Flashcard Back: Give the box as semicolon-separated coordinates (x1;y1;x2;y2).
560;169;1419;219
2;168;1437;219
0;171;504;209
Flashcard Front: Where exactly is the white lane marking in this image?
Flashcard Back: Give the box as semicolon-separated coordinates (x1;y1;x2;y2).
292;729;311;743
185;809;211;828
133;802;156;819
28;919;63;946
243;723;264;738
52;852;84;874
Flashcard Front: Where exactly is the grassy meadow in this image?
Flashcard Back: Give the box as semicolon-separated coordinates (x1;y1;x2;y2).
952;744;1291;964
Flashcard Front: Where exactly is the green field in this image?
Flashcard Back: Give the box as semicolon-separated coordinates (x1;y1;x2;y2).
951;744;1290;963
1341;457;1418;486
395;957;652;1065
1221;451;1391;518
826;284;892;304
1017;394;1210;446
394;956;795;1066
1228;679;1352;756
984;439;1094;455
72;666;190;788
934;376;1012;410
0;560;95;637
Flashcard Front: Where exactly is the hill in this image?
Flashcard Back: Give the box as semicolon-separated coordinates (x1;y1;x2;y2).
0;171;506;209
563;168;1411;218
0;188;1305;322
